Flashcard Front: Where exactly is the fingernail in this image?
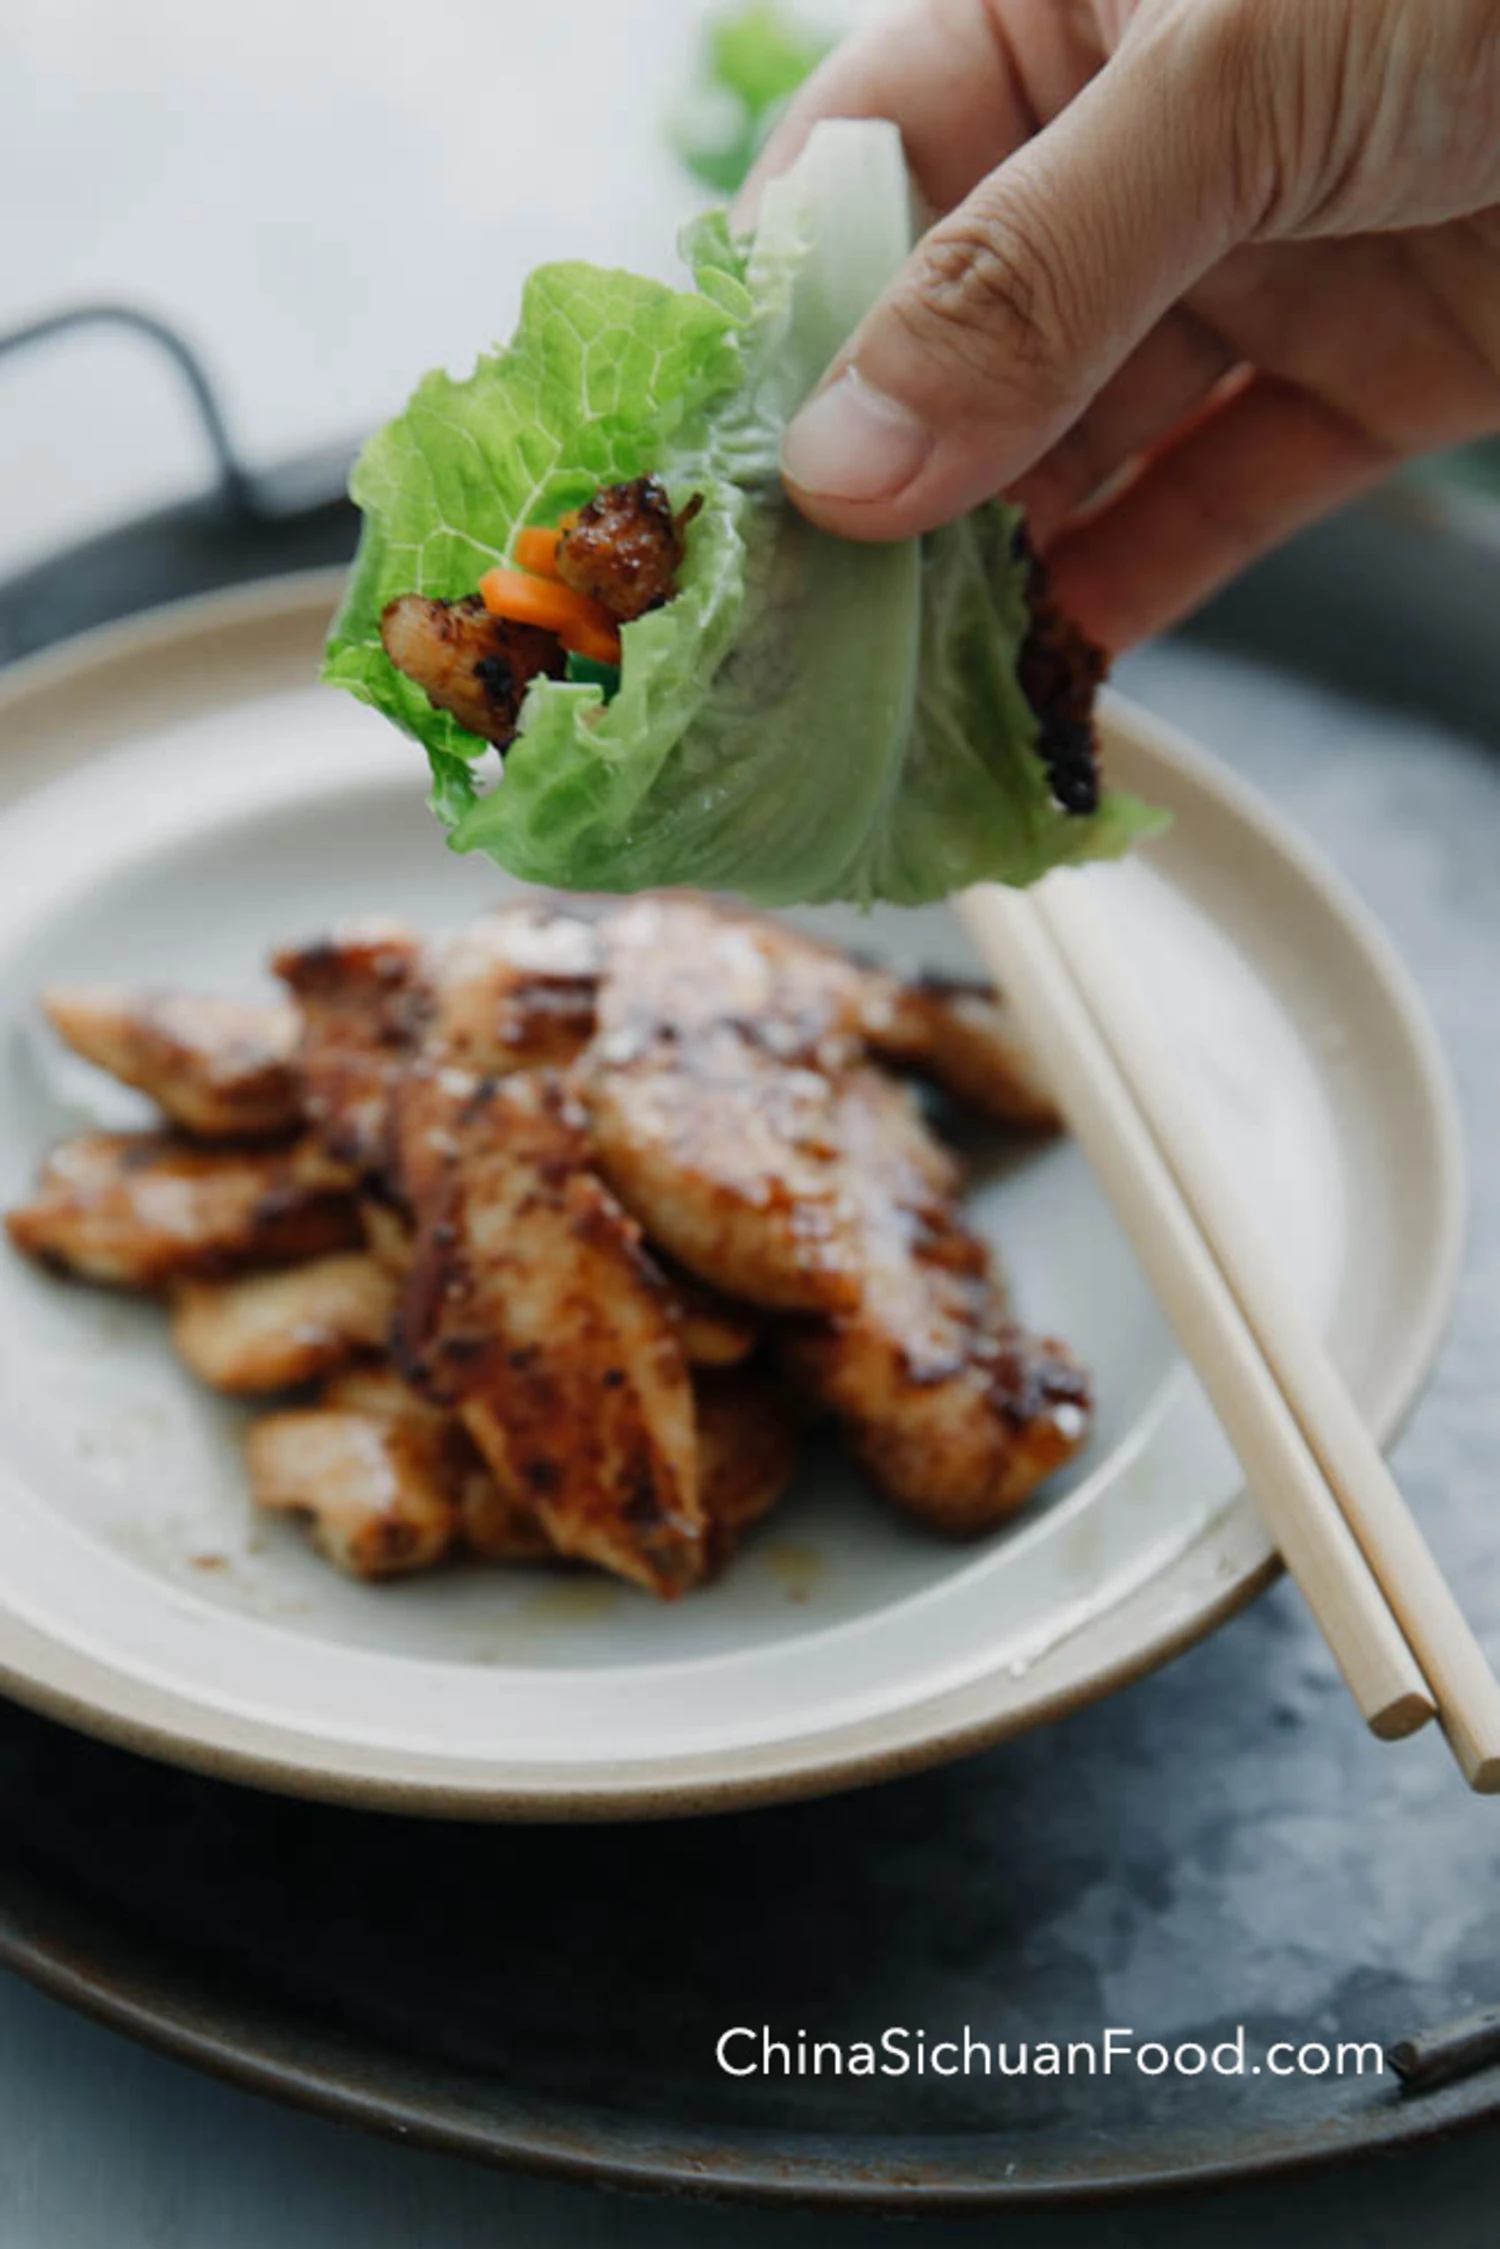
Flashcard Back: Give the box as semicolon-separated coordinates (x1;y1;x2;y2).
781;367;930;502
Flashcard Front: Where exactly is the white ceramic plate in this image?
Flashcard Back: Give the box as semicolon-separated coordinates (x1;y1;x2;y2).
0;574;1464;1817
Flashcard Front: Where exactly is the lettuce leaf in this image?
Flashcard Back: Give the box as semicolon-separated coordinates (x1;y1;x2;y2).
323;120;1166;906
667;2;832;195
322;261;746;831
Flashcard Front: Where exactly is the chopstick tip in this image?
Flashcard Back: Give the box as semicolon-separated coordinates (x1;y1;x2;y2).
1369;1690;1437;1744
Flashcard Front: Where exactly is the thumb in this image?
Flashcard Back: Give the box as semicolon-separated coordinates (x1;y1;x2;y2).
780;23;1255;540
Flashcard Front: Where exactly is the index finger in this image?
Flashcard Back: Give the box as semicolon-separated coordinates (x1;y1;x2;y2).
734;0;1037;225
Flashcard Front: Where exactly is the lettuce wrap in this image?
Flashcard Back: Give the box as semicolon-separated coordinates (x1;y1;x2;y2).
323;118;1165;907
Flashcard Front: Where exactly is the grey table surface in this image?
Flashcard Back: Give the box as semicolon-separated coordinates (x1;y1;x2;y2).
0;627;1496;2246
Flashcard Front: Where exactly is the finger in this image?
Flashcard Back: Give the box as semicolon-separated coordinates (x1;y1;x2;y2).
1009;306;1240;543
1187;230;1500;453
780;23;1255;541
1043;375;1394;650
737;0;1040;226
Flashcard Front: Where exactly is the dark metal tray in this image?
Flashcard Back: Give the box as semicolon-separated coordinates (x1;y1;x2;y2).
2;418;1499;2206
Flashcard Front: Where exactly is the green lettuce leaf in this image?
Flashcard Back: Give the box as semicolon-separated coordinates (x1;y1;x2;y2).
667;3;832;195
323;119;1166;906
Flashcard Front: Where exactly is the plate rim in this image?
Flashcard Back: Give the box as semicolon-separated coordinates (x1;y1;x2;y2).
0;572;1467;1820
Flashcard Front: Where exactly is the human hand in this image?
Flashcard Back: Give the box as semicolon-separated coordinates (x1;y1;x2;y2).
743;0;1500;648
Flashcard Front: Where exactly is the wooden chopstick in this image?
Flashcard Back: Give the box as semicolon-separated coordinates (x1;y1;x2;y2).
1031;869;1500;1793
1388;2001;1500;2094
958;882;1437;1751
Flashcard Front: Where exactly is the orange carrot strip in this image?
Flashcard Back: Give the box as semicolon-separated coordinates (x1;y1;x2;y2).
513;526;563;580
478;565;622;666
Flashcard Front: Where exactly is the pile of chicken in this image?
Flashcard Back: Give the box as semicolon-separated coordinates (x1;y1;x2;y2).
5;894;1092;1599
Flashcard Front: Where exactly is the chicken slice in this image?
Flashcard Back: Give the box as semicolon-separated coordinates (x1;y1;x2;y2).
665;1265;763;1368
454;1466;562;1565
392;1065;707;1598
318;1365;554;1563
853;970;1059;1132
5;1131;358;1287
314;1360;795;1576
319;1362;444;1420
246;1407;457;1578
644;897;1054;1130
695;1365;801;1573
1016;526;1106;815
778;1068;1091;1534
43;988;301;1138
590;1036;858;1315
421;907;602;1074
273;918;425;1173
380;593;565;746
583;891;1054;1131
586;895;869;1313
594;894;867;1054
360;1193;758;1369
359;1195;416;1277
276;906;601;1178
171;1253;397;1392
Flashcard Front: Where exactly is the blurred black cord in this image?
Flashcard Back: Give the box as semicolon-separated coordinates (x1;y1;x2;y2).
0;302;258;522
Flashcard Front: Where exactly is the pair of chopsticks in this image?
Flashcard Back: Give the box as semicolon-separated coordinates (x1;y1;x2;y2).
959;875;1500;1792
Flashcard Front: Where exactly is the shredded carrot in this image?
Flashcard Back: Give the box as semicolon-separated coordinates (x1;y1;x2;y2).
478;565;622;665
512;526;563;580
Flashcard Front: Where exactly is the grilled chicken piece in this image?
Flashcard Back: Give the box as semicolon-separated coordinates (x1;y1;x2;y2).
585;889;1055;1121
5;1131;358;1287
1015;527;1105;817
171;1252;397;1392
695;1365;801;1572
319;1365;554;1563
320;1362;444;1420
666;1265;763;1368
453;1466;561;1564
43;988;301;1139
422;907;602;1074
591;1038;857;1314
778;1068;1091;1534
359;1195;416;1276
392;1065;707;1598
303;1357;787;1576
380;593;566;746
641;900;1053;1131
854;971;1058;1132
586;896;869;1314
276;906;601;1179
592;895;867;1055
370;1185;760;1372
585;898;1057;1316
247;1405;458;1577
250;1353;796;1586
273;918;424;1174
554;476;697;622
594;894;1053;1132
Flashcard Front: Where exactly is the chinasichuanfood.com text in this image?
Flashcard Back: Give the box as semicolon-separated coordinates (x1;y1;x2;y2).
714;2026;1387;2082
